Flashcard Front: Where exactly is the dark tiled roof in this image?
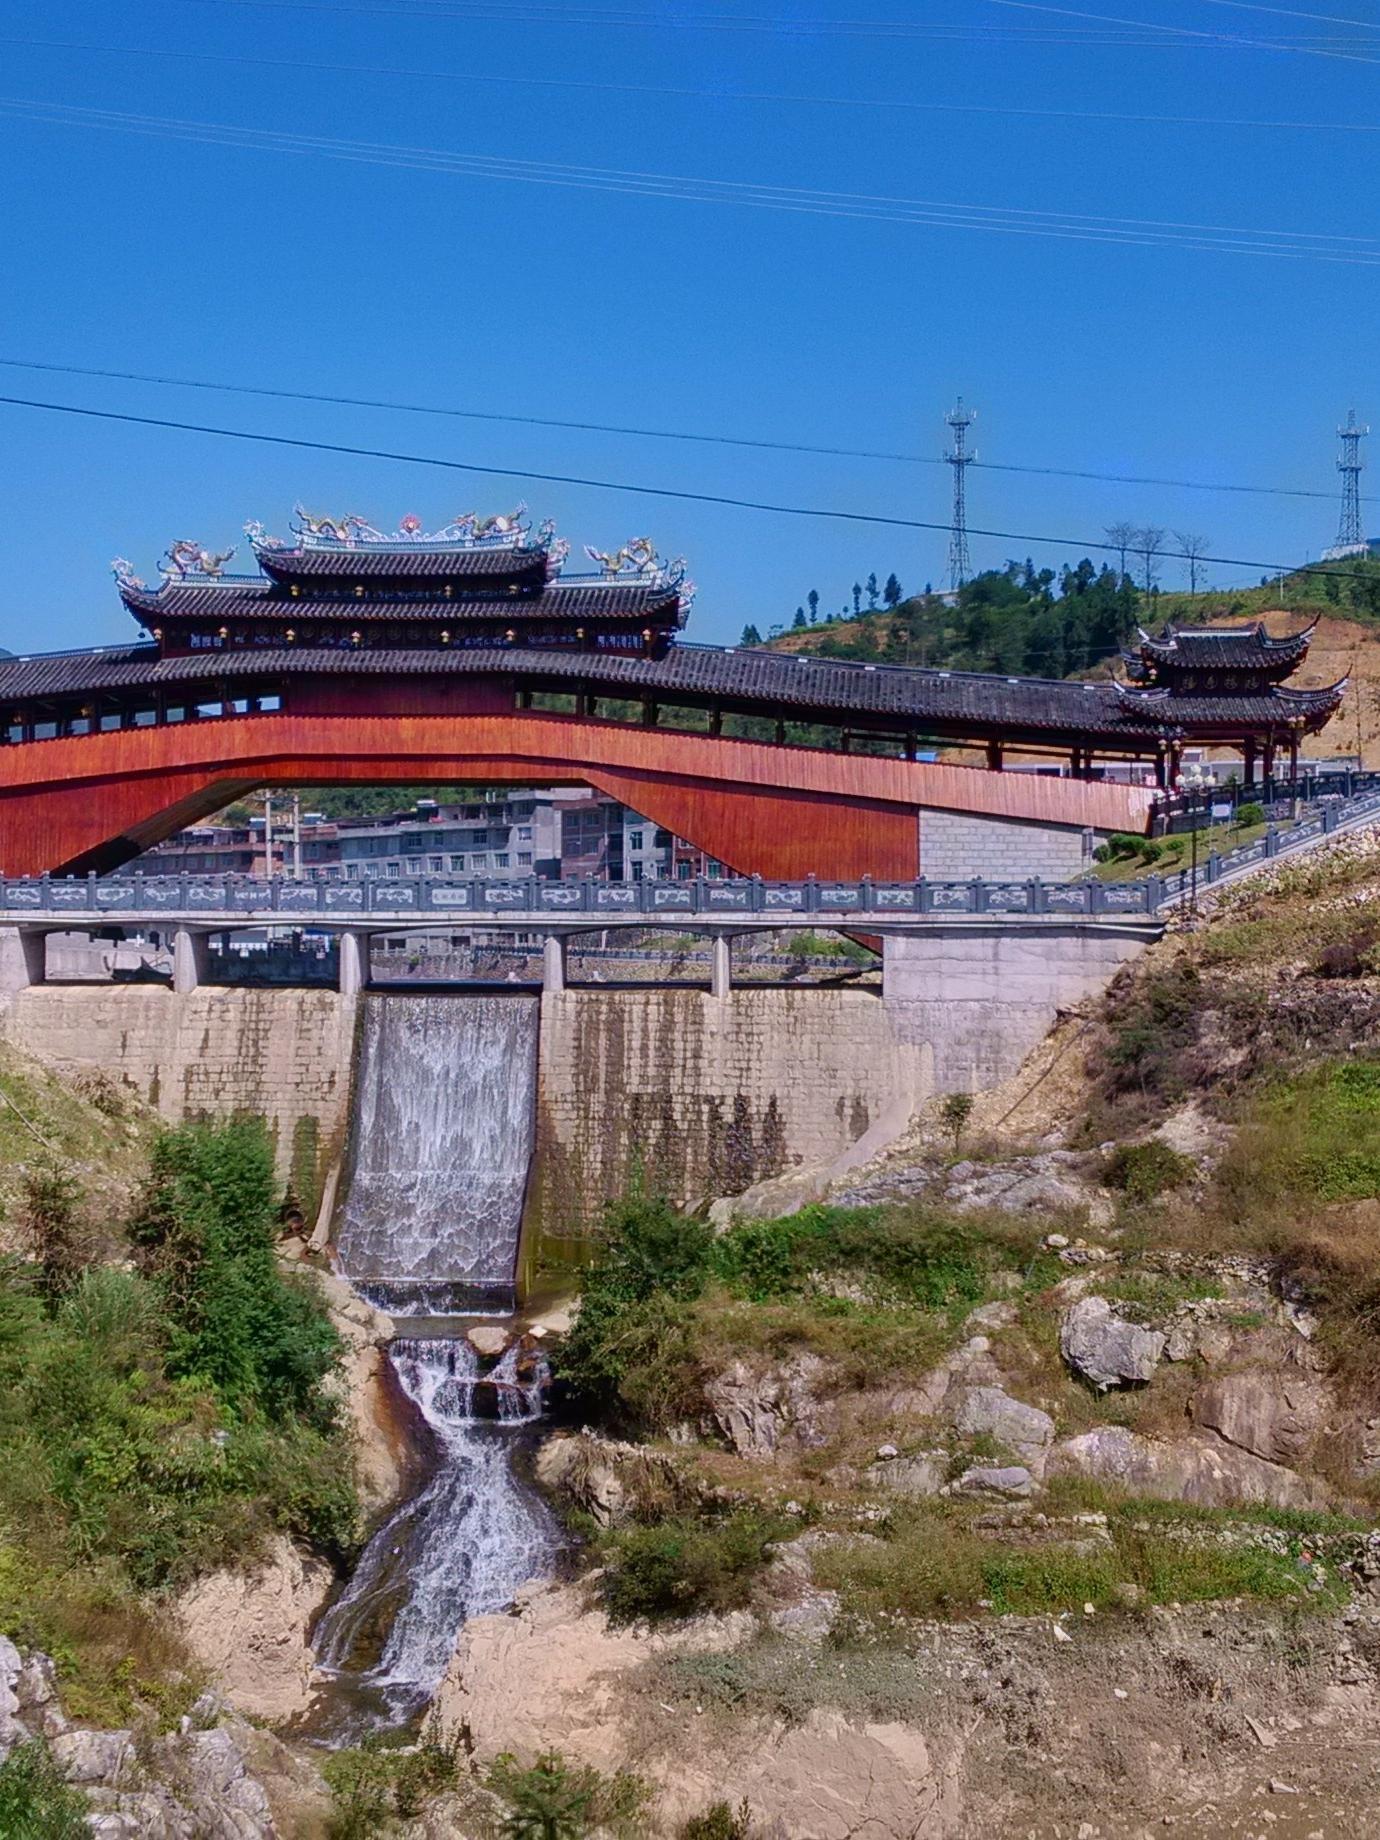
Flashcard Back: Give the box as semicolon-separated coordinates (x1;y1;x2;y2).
0;641;1345;742
1138;622;1313;671
119;581;682;623
1115;683;1345;726
255;545;548;583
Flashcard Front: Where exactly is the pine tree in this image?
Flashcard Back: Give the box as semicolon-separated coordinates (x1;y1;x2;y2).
793;608;807;629
866;572;879;609
739;623;762;646
807;588;820;624
852;581;862;616
883;573;903;608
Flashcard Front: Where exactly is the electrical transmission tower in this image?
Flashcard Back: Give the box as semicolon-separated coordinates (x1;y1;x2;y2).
945;397;976;590
1337;406;1369;550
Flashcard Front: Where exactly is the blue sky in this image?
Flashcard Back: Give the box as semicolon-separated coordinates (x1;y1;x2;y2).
2;0;1378;653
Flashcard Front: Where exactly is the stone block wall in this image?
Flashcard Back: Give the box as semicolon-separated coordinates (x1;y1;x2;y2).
918;809;1095;882
0;985;358;1212
525;987;931;1253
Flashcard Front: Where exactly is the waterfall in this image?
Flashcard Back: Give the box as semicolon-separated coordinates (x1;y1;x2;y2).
311;1336;561;1738
313;991;557;1741
335;993;540;1313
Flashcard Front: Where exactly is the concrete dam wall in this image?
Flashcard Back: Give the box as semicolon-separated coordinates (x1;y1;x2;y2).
0;921;1153;1261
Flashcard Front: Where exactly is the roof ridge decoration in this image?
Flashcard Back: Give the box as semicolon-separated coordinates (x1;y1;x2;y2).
110;558;146;592
160;540;237;581
583;537;697;611
266;503;538;551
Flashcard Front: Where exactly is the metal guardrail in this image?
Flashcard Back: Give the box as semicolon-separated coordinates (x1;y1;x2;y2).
4;783;1379;928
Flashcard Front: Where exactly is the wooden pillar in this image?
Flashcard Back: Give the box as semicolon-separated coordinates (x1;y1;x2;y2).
709;709;723;737
1263;738;1276;785
774;720;787;746
641;701;658;728
1242;737;1257;787
985;740;1004;771
904;734;916;762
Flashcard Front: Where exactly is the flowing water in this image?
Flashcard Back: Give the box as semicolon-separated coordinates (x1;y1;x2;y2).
335;993;540;1314
311;1337;561;1738
313;991;558;1740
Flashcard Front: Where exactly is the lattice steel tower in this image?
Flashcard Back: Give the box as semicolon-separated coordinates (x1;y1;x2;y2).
945;397;976;590
1337;407;1369;550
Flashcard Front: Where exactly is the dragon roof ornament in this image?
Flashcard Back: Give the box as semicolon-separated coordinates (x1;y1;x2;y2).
262;503;536;550
160;540;236;581
583;538;695;608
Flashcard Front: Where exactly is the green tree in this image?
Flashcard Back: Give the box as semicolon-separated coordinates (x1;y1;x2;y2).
739;623;762;647
807;588;820;623
793;607;807;629
129;1119;341;1423
866;571;879;608
883;572;903;608
852;581;862;615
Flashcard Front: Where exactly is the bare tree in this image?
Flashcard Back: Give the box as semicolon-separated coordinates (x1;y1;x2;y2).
1105;521;1137;580
1176;531;1211;595
1134;525;1167;597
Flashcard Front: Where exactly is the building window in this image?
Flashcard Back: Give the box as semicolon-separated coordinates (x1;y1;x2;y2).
628;830;645;851
518;851;532;866
406;858;423;874
518;826;533;841
449;854;465;872
385;861;400;878
428;855;444;874
472;853;489;871
495;853;509;869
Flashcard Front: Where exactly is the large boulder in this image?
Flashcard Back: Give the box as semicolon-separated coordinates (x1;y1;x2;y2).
950;1385;1055;1474
864;1449;948;1498
1060;1295;1166;1391
1192;1370;1330;1467
1047;1425;1327;1510
174;1535;332;1723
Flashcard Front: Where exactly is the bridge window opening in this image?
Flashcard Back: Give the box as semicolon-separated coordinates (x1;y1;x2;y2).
131;709;157;728
33;720;57;740
194;702;221;720
527;690;578;715
164;705;187;725
258;694;282;712
68;715;91;736
99;713;123;732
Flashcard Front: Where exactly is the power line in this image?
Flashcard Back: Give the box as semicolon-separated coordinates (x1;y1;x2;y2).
1195;1;1380;28
172;0;1376;42
986;0;1380;62
0;356;1367;507
3;98;1376;263
2;388;1377;588
10;34;1380;137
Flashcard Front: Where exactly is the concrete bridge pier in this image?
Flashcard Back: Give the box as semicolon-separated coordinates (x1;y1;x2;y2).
338;930;369;997
0;927;46;996
711;932;733;1000
543;933;567;994
172;927;210;996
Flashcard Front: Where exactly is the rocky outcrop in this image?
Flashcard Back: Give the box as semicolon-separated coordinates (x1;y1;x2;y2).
704;1352;835;1459
174;1535;332;1723
313;1270;414;1516
536;1432;689;1527
865;1448;948;1497
0;1637;302;1840
1192;1370;1330;1468
437;1579;962;1838
1060;1294;1166;1391
1047;1425;1327;1510
951;1385;1055;1473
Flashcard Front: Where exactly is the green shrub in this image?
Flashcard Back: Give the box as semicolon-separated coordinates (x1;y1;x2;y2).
1135;838;1164;864
324;1725;460;1839
487;1751;650;1840
1104;1140;1197;1202
711;1204;987;1310
557;1197;714;1428
1105;833;1142;860
681;1800;758;1839
1237;801;1265;828
598;1510;784;1625
0;1739;89;1839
